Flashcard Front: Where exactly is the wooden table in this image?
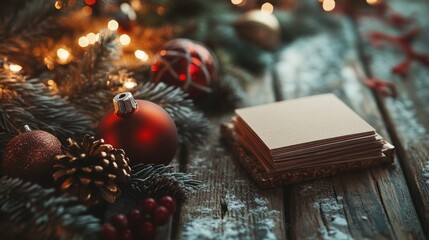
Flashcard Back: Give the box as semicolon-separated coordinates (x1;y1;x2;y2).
169;0;429;239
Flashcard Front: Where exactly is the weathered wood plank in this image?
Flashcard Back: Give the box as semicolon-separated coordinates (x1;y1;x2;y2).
355;0;429;236
275;2;424;239
174;70;286;239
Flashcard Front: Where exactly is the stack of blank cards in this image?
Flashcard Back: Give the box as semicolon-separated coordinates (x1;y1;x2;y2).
222;94;394;188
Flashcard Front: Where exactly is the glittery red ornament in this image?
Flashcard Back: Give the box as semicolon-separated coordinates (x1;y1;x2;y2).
1;126;61;186
97;92;178;166
151;38;219;100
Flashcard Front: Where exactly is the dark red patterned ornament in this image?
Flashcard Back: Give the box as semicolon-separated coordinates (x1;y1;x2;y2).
97;92;178;166
151;38;219;100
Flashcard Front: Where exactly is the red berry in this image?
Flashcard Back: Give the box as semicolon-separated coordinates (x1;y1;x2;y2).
140;198;157;214
139;221;156;239
111;214;128;231
101;223;117;240
152;206;170;226
119;229;134;240
158;196;176;214
128;209;142;226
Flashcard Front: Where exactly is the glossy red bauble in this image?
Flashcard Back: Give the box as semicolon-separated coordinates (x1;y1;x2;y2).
98;92;178;166
151;38;219;100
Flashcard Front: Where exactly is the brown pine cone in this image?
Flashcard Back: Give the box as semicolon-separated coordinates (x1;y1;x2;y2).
53;135;131;206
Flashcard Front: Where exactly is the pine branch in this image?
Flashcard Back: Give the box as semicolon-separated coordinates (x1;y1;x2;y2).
132;82;211;147
198;70;245;112
0;68;93;144
0;177;100;240
129;164;201;202
57;30;122;119
104;163;201;220
58;30;120;95
0;0;77;71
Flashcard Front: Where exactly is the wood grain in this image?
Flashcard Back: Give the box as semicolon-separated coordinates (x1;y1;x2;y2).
174;70;286;239
274;2;424;239
354;0;429;236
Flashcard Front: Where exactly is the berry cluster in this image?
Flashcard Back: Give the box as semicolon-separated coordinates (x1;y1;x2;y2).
101;196;176;240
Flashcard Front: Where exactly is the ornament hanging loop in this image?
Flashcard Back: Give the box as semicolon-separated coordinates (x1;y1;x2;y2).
113;92;138;118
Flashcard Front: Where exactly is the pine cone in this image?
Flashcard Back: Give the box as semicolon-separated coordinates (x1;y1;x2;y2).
53;135;131;206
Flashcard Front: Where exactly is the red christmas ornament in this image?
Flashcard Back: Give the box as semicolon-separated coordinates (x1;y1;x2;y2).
97;92;178;166
1;125;61;186
151;38;219;100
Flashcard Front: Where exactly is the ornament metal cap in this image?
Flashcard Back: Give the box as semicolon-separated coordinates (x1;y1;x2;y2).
19;125;32;133
113;92;137;117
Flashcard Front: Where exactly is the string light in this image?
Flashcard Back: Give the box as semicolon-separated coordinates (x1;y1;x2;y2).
107;20;119;31
261;2;274;14
135;50;149;62
57;48;71;64
82;6;92;16
322;0;336;11
54;1;63;9
231;0;243;5
119;34;131;46
131;0;142;11
123;81;137;89
366;0;379;5
157;6;166;15
6;63;23;73
87;32;97;44
46;79;58;90
85;0;96;5
44;57;55;70
120;3;137;20
78;36;89;47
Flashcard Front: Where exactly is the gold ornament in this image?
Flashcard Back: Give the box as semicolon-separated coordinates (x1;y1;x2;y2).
53;135;131;206
234;10;281;50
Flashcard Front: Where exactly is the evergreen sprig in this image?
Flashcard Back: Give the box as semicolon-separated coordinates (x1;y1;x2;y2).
0;68;93;144
0;0;77;72
0;177;100;240
130;164;201;202
57;30;123;120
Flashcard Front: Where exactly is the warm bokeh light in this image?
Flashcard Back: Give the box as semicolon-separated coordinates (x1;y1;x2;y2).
131;0;142;11
231;0;243;5
87;32;97;44
261;2;274;14
123;81;138;89
54;1;63;9
135;50;149;62
82;6;92;16
366;0;379;5
7;64;23;73
47;80;55;86
57;48;71;64
119;34;131;46
78;36;89;47
157;6;166;15
322;0;336;11
85;0;96;5
44;57;55;70
107;20;119;31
